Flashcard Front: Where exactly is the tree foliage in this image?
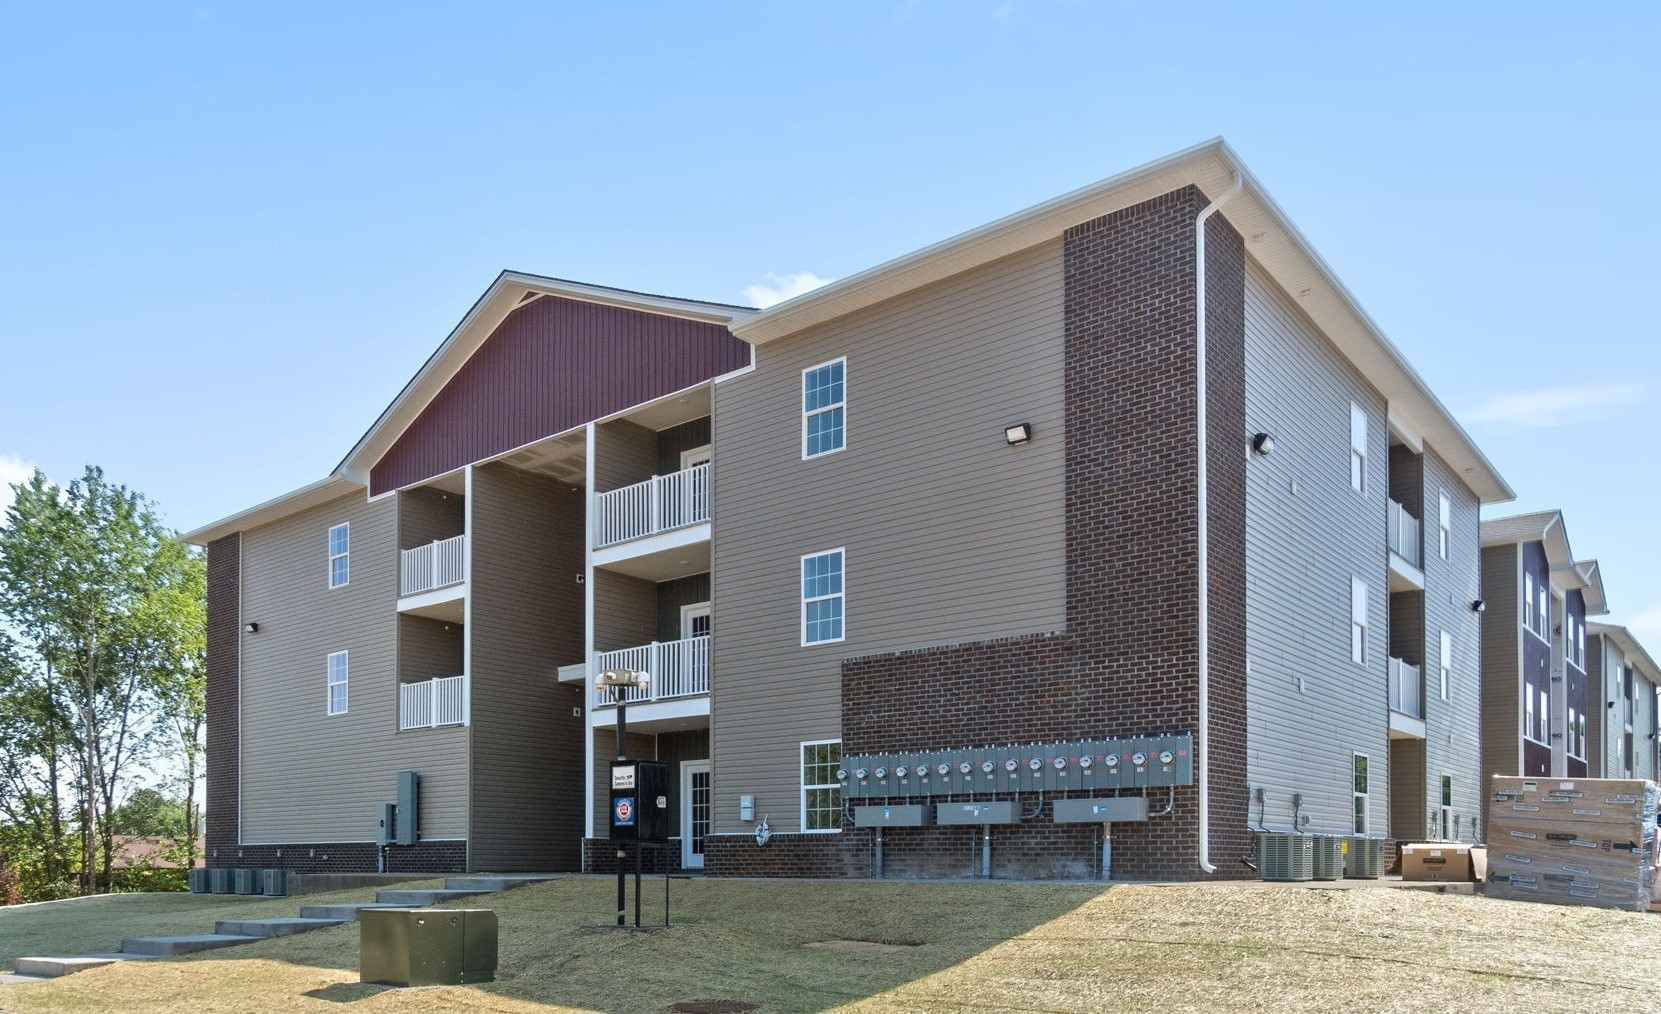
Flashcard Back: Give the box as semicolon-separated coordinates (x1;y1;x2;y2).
0;467;205;901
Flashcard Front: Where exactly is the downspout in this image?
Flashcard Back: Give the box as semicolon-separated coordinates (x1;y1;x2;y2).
1195;171;1242;875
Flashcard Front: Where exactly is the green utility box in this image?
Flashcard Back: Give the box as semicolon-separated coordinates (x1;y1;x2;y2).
360;908;497;987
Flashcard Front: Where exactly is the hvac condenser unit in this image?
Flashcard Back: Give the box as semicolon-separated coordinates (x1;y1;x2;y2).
188;868;210;894
1343;836;1385;879
1310;835;1345;881
233;868;263;895
209;867;234;894
1256;832;1314;882
262;868;288;896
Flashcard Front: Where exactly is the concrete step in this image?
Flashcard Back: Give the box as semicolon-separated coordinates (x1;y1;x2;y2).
13;954;153;978
373;888;487;906
120;934;262;957
443;875;554;892
213;917;347;938
296;902;406;921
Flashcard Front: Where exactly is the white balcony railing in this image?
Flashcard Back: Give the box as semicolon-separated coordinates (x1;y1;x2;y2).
399;674;467;730
594;463;710;549
590;635;710;707
400;534;465;596
1387;499;1421;568
1389;657;1422;719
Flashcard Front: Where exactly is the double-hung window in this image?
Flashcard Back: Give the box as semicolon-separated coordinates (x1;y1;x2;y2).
1439;775;1453;839
801;740;842;832
1349;402;1367;495
1352;754;1370;834
327;651;349;716
1439;630;1452;701
802;358;846;458
801;549;845;645
1437;492;1451;559
1350;576;1369;665
1524;573;1535;631
328;522;350;588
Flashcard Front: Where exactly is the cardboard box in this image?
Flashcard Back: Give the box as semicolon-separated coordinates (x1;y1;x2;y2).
1400;842;1473;882
1470;845;1488;882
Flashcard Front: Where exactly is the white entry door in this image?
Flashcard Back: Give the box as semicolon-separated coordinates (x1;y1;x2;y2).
681;760;712;869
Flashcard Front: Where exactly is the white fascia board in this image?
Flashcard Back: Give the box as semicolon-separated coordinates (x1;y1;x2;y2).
1589;623;1661;682
180;475;361;545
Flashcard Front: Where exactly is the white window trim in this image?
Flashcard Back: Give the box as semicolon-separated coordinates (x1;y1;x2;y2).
1352;752;1369;834
1350;576;1368;666
327;650;349;716
680;601;711;639
328;522;350;589
1349;402;1367;496
1524;573;1535;631
800;739;842;834
1437;491;1451;560
1439;630;1452;701
1439;774;1453;840
801;548;847;647
801;357;847;460
679;444;711;470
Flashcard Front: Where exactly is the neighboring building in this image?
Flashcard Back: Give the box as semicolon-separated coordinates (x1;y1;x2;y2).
185;139;1516;881
1477;511;1609;825
1586;623;1661;782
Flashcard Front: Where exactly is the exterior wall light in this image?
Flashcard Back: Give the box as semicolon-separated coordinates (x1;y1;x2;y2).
1470;600;1486;613
1251;432;1275;456
1004;422;1032;445
243;622;259;634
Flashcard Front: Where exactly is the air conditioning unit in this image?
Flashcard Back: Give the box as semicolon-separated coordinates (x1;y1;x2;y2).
262;868;288;897
209;867;234;894
1311;835;1345;881
233;868;263;895
1257;832;1313;881
188;868;210;894
1343;835;1385;879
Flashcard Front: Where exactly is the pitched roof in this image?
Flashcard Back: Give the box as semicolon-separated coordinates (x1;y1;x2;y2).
1587;622;1661;683
1481;510;1607;615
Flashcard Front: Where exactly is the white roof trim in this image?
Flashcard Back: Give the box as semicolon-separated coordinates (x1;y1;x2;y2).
180;475;361;545
731;138;1512;504
1588;622;1661;682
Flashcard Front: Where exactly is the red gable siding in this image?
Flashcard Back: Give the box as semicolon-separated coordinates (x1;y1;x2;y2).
370;296;750;495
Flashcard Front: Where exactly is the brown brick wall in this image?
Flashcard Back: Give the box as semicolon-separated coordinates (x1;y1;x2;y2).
790;185;1251;882
205;533;240;857
209;839;466;874
581;839;688;875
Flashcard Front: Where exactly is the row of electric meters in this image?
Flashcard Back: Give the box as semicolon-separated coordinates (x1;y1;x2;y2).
841;734;1194;798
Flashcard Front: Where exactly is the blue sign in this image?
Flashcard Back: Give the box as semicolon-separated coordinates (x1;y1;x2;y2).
613;797;636;827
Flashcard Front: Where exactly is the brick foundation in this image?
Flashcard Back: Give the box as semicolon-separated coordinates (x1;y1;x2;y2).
207;839;467;874
581;838;688;875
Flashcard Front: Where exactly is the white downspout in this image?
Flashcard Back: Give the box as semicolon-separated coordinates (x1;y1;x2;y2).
1195;171;1242;875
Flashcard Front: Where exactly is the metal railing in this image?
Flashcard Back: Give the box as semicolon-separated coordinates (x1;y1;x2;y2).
1388;657;1422;719
399;674;467;729
590;635;710;707
1387;500;1421;568
594;463;710;548
400;534;465;596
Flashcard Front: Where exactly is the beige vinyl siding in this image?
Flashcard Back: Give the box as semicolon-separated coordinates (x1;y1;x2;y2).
1587;636;1611;775
239;491;469;843
710;240;1066;835
468;463;587;871
1242;259;1390;835
593;570;656;653
399;615;463;683
398;486;464;550
1479;542;1520;822
594;418;658;492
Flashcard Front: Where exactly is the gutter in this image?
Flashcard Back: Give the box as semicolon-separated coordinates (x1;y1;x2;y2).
1194;171;1242;875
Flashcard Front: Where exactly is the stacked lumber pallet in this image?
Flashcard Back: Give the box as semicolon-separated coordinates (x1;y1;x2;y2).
1486;776;1658;911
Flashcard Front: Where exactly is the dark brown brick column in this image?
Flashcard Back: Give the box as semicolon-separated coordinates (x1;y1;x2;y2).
205;533;240;862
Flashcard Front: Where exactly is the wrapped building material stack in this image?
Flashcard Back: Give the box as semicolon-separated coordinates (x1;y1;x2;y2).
1486;776;1658;912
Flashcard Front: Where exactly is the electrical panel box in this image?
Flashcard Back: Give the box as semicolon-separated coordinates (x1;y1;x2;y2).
1053;796;1151;823
936;800;1018;825
1143;734;1194;787
893;759;921;797
234;868;263;895
396;771;420;845
609;760;670;842
360;908;498;987
852;804;933;827
376;802;397;847
1043;746;1071;793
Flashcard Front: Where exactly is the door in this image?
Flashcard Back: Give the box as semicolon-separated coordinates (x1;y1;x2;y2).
681;760;712;869
681;603;711;694
678;445;711;525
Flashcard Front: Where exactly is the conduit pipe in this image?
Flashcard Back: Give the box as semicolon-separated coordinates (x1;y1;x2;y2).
1195;170;1242;875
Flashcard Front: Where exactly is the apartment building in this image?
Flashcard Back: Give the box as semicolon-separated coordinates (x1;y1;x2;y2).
185;140;1515;880
1586;623;1661;782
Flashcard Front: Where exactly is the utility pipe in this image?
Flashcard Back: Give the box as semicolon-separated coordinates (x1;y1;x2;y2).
1195;171;1243;875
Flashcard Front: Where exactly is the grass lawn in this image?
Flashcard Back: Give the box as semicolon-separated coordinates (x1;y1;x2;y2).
1;877;1657;1013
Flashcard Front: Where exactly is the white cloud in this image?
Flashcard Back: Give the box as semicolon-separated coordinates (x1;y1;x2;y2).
742;271;833;309
1625;601;1661;650
1464;381;1648;430
0;453;35;519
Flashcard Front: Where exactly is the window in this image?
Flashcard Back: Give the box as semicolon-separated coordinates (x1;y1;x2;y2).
801;740;842;832
1576;622;1585;669
1538;688;1550;743
1439;775;1453;840
1350;577;1369;665
1525;689;1535;741
327;651;348;716
1349;403;1367;494
1524;573;1535;631
801;549;845;645
1538;586;1548;638
1439;630;1452;701
328;523;350;588
1352;754;1369;834
1437;492;1451;559
802;358;846;458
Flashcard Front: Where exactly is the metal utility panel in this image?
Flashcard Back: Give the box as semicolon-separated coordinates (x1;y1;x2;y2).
1044;743;1077;793
396;771;419;845
376;802;396;847
1053;796;1150;823
852;804;933;827
892;759;923;798
1122;737;1153;789
1140;734;1194;787
936;800;1018;825
1015;748;1043;793
360;908;498;987
868;760;894;798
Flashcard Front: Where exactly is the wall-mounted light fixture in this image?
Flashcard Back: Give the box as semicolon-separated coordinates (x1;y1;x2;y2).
1470;600;1486;613
243;622;259;634
1608;700;1617;709
1251;432;1275;456
1004;422;1032;446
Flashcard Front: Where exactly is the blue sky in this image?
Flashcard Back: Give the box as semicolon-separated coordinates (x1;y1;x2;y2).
2;2;1657;639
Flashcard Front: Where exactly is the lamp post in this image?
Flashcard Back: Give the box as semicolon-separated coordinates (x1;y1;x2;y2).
596;668;650;926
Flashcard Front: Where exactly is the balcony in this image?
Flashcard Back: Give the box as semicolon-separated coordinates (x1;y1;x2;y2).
399;674;467;730
1388;656;1426;741
587;631;710;711
1386;500;1425;592
401;534;465;596
595;463;710;549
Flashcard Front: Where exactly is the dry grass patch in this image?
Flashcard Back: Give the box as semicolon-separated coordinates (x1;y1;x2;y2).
2;878;1656;1013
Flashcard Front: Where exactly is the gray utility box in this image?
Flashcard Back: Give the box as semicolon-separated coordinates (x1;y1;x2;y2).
233;868;263;895
853;804;932;828
361;908;497;987
1053;797;1150;824
262;868;288;896
936;800;1018;825
209;867;234;894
